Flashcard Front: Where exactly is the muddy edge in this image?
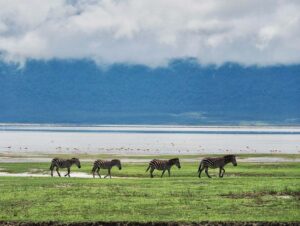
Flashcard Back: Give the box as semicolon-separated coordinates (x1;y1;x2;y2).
1;222;300;226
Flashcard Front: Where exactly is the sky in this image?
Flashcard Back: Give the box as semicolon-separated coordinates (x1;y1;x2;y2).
0;0;300;67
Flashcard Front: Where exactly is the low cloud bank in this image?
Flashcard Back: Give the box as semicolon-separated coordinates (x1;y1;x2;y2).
0;0;299;67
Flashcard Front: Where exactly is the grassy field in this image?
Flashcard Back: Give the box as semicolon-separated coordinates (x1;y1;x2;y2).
0;158;299;223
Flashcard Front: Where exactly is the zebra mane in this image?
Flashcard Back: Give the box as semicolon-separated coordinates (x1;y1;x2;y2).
224;155;236;161
70;157;80;163
169;158;179;163
111;159;120;163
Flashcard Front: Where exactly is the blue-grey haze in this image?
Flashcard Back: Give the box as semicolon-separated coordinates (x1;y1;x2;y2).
0;59;299;125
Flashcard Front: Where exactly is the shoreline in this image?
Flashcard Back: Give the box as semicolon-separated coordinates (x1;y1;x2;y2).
0;154;299;163
1;123;300;130
1;125;299;155
1;123;300;127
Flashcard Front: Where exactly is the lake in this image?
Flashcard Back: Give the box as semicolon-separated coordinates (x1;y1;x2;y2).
0;124;299;155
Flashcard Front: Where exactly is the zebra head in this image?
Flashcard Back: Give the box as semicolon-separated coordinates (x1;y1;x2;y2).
225;155;237;166
170;158;181;169
71;158;81;168
112;159;122;170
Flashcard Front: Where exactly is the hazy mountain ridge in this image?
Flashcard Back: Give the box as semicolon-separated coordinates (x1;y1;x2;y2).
0;59;299;125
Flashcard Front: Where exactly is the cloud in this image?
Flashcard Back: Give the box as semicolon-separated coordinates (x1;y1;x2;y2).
171;112;206;120
0;0;299;67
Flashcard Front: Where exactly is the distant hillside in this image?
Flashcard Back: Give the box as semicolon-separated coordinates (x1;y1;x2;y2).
0;59;299;125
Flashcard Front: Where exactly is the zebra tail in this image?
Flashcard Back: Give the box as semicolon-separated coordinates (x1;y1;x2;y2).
145;165;150;172
198;162;203;173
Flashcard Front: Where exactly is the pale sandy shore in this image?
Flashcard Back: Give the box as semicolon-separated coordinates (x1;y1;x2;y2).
0;156;299;163
1;131;300;155
1;125;299;156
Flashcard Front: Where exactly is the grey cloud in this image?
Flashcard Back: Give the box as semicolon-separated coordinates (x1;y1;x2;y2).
0;0;299;66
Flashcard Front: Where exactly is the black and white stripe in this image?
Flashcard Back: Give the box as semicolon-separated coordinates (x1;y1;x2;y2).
198;155;237;178
146;158;181;178
50;157;81;177
92;159;122;178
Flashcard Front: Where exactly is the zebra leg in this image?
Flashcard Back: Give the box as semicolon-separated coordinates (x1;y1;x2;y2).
97;168;101;178
205;167;211;178
50;164;54;177
56;167;61;177
161;170;166;178
145;165;150;172
65;168;70;177
92;165;97;178
198;166;204;178
150;168;155;178
168;169;171;177
221;168;225;177
219;167;222;178
104;169;111;178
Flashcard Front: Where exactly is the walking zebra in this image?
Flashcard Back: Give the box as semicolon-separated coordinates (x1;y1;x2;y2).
92;159;122;178
198;155;237;178
50;157;81;177
146;158;181;178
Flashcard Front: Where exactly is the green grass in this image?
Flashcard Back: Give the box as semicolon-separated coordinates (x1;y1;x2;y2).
0;161;299;222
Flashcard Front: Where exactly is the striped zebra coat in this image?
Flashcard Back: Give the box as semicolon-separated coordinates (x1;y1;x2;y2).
92;159;122;178
146;158;181;178
50;157;81;177
198;155;237;178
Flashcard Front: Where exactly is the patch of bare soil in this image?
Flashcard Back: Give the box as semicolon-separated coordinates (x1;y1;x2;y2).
221;191;300;200
227;173;276;177
0;222;300;226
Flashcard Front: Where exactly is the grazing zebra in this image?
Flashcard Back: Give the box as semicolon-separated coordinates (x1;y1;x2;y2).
198;155;237;178
146;158;181;178
50;157;81;177
92;159;122;178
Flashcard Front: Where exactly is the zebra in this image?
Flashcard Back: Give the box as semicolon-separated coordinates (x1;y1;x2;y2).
198;155;237;178
146;158;181;178
92;159;122;178
50;157;81;177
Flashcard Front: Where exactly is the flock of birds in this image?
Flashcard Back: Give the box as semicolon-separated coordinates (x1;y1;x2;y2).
2;144;285;154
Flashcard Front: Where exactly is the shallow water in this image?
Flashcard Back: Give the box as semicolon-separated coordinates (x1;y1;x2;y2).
0;171;136;179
